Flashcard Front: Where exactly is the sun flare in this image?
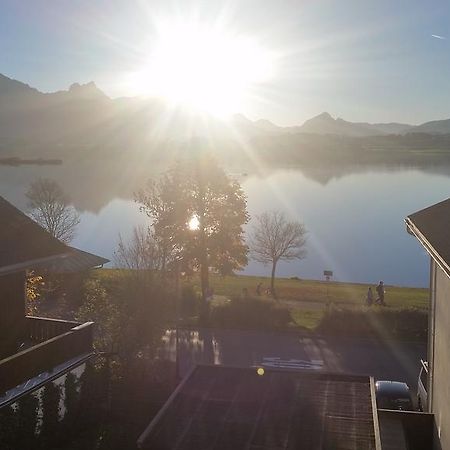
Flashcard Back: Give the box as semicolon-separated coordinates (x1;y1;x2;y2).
130;20;275;117
188;215;200;231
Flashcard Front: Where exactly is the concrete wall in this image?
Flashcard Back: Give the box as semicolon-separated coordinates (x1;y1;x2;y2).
431;261;450;450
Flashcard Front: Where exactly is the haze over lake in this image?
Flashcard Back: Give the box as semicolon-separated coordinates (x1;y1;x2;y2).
2;159;449;287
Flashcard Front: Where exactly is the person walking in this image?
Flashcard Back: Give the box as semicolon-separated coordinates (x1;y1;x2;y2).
256;282;263;296
366;287;374;306
376;281;385;305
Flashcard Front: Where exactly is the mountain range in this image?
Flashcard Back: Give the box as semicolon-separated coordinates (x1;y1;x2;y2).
247;111;450;137
1;73;450;149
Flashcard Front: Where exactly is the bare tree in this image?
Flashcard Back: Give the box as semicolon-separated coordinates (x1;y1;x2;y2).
26;178;80;243
250;211;307;297
114;226;162;271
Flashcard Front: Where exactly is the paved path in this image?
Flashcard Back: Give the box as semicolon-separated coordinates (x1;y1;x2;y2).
161;328;426;391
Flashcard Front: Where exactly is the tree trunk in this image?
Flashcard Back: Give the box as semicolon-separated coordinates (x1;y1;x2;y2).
200;258;209;303
195;160;209;323
271;260;277;300
161;246;167;284
199;229;209;324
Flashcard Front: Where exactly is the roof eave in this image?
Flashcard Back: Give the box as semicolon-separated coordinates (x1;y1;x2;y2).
405;217;450;279
0;253;70;276
0;250;110;276
370;376;383;450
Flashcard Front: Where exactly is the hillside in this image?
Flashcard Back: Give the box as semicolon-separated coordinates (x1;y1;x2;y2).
413;118;450;134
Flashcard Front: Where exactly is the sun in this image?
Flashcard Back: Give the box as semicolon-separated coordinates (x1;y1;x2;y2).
130;20;275;117
188;215;200;231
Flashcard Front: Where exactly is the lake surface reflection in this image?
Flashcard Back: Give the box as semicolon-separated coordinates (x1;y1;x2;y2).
2;160;449;287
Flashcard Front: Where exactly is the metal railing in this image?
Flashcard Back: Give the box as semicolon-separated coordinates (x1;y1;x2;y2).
0;317;94;394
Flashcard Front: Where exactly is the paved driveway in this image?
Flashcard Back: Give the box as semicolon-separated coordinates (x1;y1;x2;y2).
161;328;426;390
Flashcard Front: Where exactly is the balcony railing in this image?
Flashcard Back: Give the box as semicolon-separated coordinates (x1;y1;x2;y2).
0;316;94;395
27;316;81;341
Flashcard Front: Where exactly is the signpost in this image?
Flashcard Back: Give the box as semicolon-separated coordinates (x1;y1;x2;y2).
323;270;333;306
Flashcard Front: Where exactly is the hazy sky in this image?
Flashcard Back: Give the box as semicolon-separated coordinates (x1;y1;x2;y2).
1;0;450;125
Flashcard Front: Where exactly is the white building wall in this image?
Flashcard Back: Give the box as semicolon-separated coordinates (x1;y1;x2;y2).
432;262;450;450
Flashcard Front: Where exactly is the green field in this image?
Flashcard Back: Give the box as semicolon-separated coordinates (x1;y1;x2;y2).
96;270;429;333
188;274;429;330
193;274;428;308
97;269;429;309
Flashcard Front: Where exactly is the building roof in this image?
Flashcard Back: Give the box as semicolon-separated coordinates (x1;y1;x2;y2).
0;196;108;274
406;197;450;277
34;247;109;273
138;365;380;450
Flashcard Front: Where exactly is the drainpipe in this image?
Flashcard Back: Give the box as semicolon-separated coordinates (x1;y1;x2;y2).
428;257;437;412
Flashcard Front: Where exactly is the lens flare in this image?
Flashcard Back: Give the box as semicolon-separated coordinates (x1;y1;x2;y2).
129;20;275;117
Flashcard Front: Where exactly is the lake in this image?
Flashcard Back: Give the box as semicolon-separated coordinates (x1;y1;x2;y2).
1;159;449;287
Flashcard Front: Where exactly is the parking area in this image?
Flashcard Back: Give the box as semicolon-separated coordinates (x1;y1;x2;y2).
162;328;426;394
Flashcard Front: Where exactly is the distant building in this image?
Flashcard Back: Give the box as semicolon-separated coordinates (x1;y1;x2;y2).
0;195;107;412
406;197;450;450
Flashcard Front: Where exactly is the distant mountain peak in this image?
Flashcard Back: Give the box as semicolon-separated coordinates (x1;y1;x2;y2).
232;113;251;123
69;81;95;91
301;111;384;137
255;118;275;125
68;81;107;99
315;112;334;121
254;118;280;131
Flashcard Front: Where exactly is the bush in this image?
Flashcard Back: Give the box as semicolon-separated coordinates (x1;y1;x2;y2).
210;296;292;330
77;270;174;375
316;307;428;340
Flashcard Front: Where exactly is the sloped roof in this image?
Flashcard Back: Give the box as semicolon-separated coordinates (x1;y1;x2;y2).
0;196;67;269
406;197;450;277
138;365;379;450
34;247;109;273
0;196;108;274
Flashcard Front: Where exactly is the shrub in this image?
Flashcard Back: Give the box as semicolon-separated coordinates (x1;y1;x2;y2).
210;296;292;330
77;270;174;376
40;382;62;447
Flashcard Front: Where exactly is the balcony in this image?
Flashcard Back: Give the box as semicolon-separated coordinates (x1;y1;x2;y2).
0;316;94;397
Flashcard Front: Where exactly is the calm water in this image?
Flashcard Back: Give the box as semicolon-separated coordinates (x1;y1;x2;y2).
2;161;450;287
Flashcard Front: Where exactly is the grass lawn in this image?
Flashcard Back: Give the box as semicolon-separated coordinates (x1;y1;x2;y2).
289;309;324;330
189;274;429;331
97;270;428;310
192;274;429;309
96;270;429;334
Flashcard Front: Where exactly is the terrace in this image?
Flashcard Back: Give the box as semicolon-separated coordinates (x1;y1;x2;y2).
0;316;94;405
